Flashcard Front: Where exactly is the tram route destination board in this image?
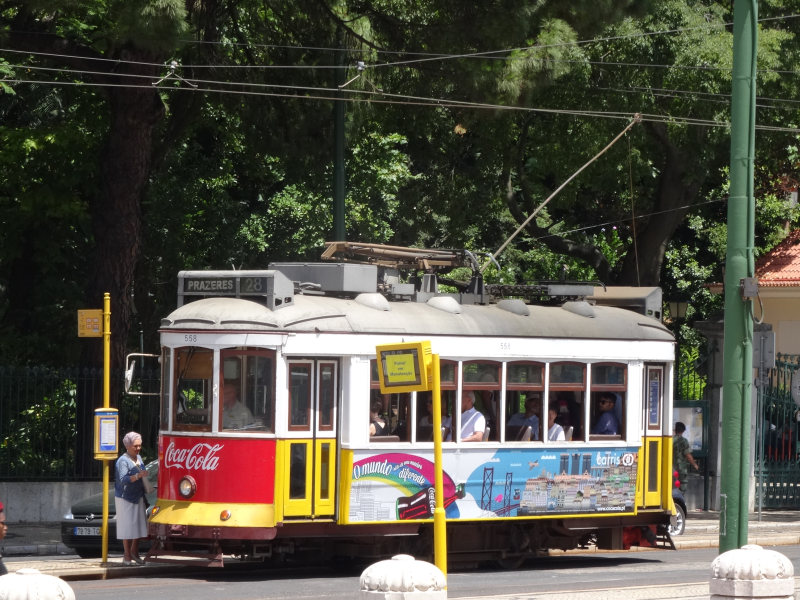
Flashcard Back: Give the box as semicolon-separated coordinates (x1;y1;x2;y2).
182;276;271;295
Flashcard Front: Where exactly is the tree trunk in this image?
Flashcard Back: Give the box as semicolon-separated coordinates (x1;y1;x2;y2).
615;123;703;287
76;65;165;476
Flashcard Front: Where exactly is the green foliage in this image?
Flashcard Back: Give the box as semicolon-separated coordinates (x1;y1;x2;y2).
677;346;707;401
0;380;77;476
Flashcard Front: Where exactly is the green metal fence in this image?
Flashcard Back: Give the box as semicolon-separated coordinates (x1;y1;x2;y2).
756;354;800;508
0;365;160;481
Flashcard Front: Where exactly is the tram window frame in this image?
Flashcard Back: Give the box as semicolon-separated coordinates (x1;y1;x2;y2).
160;347;172;431
173;346;214;433
219;348;276;434
369;360;411;442
461;361;501;442
589;362;627;441
413;360;457;444
505;362;545;443
548;362;587;443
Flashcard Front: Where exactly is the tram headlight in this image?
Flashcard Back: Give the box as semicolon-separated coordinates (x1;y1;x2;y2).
220;510;231;521
178;476;197;499
150;506;161;517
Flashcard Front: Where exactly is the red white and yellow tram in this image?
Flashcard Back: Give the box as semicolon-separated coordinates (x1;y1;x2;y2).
147;247;677;567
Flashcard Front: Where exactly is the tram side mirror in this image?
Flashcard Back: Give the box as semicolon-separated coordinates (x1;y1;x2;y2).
123;353;161;396
124;361;136;393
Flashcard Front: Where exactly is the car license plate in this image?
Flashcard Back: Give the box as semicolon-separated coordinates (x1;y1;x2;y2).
74;527;100;536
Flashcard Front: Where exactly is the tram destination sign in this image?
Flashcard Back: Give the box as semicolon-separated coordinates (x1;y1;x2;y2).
182;276;271;295
376;341;433;394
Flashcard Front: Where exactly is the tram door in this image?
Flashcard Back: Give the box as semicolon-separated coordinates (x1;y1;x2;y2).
283;360;338;518
641;365;665;506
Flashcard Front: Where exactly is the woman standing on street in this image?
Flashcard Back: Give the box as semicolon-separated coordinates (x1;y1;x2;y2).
115;432;148;565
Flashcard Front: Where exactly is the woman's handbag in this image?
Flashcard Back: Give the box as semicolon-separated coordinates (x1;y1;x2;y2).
142;472;155;495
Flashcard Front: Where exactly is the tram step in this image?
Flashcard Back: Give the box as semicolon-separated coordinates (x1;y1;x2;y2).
145;543;224;567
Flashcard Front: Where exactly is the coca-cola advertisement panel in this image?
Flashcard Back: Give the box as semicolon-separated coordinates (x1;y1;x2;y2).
159;435;275;504
347;447;638;523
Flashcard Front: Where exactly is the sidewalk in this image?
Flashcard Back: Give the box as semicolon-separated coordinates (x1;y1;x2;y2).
0;523;75;558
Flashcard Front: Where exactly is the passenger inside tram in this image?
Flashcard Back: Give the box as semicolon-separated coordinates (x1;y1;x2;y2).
549;391;583;441
507;395;541;440
222;382;254;430
418;392;453;442
460;390;487;442
547;407;566;441
590;392;620;435
369;401;388;436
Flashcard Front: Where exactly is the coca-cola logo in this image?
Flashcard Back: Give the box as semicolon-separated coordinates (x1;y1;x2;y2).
164;442;224;471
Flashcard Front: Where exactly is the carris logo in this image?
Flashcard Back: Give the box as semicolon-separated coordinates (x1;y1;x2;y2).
164;442;223;470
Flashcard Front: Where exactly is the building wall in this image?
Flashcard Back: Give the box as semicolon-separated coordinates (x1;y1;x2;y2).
760;288;800;354
0;482;104;523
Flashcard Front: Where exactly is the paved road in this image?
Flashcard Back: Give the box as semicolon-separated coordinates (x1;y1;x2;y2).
24;545;800;600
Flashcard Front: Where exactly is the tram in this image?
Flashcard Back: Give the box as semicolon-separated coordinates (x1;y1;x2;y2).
145;243;677;568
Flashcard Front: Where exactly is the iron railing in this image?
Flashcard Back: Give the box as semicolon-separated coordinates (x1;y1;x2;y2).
756;354;800;508
0;365;160;481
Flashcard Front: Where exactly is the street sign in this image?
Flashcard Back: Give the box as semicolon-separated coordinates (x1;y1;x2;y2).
792;372;800;408
93;408;118;460
376;341;433;394
77;309;103;337
752;331;776;370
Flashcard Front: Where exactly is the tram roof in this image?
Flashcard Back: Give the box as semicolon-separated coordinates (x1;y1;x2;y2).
161;295;674;342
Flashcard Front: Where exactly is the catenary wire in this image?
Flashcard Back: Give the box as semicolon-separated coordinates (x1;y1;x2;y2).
3;75;800;132
527;198;726;243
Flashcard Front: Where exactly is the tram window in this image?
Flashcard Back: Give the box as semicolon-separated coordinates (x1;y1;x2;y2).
590;363;626;440
160;347;171;431
288;362;312;432
318;362;336;432
505;362;544;442
369;360;410;442
174;347;213;432
549;363;587;442
462;361;500;442
221;349;276;433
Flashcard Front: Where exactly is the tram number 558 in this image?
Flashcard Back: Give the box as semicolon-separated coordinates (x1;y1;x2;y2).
184;334;198;342
500;342;511;350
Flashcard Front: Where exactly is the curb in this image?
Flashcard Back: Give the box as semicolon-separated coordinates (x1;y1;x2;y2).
0;544;76;557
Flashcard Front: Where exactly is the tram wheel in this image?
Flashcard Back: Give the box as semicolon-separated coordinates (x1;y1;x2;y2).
494;554;525;570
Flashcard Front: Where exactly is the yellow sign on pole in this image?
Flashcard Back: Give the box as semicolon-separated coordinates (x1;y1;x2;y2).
77;309;103;337
375;341;433;393
375;341;446;582
80;296;113;564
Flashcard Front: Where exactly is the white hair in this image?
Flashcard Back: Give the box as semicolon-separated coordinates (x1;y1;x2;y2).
122;431;142;449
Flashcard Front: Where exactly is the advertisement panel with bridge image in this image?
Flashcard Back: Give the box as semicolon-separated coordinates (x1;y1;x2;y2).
347;447;637;523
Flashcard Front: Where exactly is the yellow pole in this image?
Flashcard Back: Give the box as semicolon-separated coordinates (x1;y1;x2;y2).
101;293;110;564
430;354;447;582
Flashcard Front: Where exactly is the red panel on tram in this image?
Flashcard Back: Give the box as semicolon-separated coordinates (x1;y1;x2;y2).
159;435;276;504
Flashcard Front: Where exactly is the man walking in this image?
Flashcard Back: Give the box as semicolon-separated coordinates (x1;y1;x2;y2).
673;422;699;492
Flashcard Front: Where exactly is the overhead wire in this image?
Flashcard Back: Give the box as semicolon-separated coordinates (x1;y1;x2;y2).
3;72;800;133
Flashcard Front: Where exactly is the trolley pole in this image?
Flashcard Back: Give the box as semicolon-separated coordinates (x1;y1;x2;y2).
102;293;111;563
430;354;448;580
332;26;346;242
719;0;757;553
